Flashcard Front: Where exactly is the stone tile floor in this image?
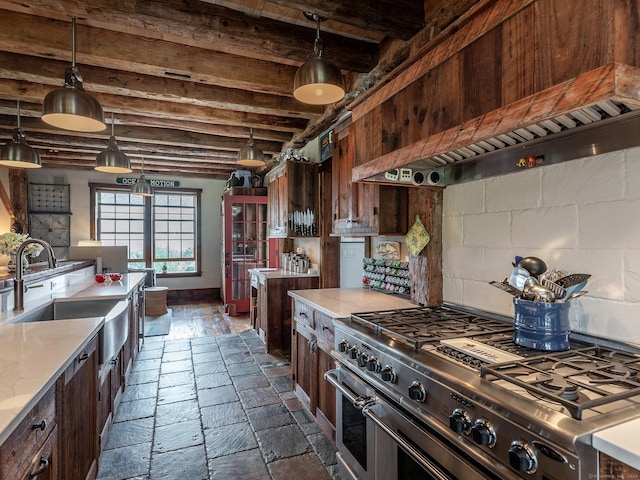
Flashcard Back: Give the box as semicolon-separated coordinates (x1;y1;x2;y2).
96;330;339;480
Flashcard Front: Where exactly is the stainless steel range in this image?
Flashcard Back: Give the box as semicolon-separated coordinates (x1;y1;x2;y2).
325;303;640;480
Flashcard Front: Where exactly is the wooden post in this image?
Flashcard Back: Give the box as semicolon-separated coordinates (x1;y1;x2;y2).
8;169;28;233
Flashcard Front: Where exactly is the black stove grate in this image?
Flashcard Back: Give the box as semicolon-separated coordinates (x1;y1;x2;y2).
480;346;640;419
350;306;513;349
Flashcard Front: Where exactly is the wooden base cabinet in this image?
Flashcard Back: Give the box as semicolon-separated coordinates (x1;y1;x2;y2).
0;386;58;480
57;334;99;480
253;273;319;355
291;299;337;441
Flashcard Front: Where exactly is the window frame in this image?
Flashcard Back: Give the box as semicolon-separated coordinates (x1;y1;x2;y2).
89;183;202;278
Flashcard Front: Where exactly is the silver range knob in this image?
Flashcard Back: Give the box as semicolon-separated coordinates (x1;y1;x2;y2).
366;356;381;373
338;339;350;353
380;365;396;383
356;352;369;368
408;380;426;402
448;409;471;434
471;419;496;447
348;345;360;359
508;441;538;474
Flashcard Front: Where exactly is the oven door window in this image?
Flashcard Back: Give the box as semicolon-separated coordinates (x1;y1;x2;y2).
342;394;367;469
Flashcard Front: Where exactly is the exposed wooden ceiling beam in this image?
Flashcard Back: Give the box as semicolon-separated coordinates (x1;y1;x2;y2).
266;0;424;40
0;52;322;119
0;1;378;71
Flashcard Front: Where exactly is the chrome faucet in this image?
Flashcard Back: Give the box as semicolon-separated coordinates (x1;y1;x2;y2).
13;238;58;311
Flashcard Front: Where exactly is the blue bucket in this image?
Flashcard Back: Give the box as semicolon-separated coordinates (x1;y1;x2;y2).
513;298;571;351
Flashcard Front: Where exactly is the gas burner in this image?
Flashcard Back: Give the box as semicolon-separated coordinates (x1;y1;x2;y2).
534;372;579;401
587;361;636;383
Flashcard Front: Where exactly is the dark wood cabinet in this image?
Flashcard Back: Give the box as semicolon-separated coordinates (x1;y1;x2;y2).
57;334;99;480
291;298;337;441
0;386;58;480
332;124;408;236
267;161;319;238
252;272;319;355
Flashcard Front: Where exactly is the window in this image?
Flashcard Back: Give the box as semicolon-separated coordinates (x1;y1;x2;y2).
90;184;202;276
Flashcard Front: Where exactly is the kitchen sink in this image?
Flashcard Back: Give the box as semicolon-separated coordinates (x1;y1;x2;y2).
11;298;130;364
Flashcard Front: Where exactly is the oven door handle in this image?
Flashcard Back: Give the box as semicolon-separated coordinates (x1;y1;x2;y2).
361;402;452;480
324;369;375;409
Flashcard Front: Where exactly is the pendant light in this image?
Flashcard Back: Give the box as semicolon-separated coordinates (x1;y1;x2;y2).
293;13;345;105
131;157;154;196
0;100;42;169
95;113;132;173
237;128;265;167
42;16;106;132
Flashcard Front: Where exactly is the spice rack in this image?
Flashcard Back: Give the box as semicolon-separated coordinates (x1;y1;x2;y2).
362;257;411;297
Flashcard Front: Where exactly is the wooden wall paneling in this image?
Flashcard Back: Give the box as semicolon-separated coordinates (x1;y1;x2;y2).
408;187;443;307
462;27;502;120
353;106;383;168
356;182;379;230
430;55;463;134
501;2;536;104
614;0;640;65
349;0;536;122
533;0;611;90
381;87;405;155
407;76;429;144
319;159;340;288
378;186;409;235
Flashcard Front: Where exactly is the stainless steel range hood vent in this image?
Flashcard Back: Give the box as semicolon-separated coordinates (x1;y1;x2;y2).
423;100;637;168
362;100;640;187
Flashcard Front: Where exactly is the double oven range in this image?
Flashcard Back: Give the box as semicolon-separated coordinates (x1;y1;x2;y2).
326;304;640;480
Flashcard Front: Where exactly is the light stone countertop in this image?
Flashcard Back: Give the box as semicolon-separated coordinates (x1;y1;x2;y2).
287;287;416;319
249;268;320;280
0;317;103;444
592;419;640;470
0;272;146;445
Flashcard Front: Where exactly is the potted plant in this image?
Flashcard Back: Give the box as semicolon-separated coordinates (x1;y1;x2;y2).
0;232;44;272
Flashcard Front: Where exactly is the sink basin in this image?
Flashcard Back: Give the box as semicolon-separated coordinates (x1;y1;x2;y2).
12;298;130;364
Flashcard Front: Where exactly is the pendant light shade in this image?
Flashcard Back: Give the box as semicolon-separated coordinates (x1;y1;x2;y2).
131;158;154;196
42;17;106;132
293;14;345;105
0;101;42;169
95;114;131;173
237;128;265;167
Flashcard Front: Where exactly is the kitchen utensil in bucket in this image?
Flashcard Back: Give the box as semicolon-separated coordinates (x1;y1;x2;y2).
513;297;571;351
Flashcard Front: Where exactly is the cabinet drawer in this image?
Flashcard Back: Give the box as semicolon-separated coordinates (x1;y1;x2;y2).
293;301;314;329
314;311;335;350
63;334;98;385
22;424;58;480
0;386;56;479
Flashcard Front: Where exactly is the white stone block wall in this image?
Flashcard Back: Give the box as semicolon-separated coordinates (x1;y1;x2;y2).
442;147;640;344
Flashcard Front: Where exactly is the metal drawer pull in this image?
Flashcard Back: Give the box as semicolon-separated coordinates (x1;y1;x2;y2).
361;403;451;480
78;352;89;362
31;420;46;431
29;456;49;479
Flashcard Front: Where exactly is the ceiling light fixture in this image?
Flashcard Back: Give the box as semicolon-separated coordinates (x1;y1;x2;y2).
293;12;345;105
237;128;266;167
42;16;106;132
95;113;132;173
131;157;154;196
0;100;42;169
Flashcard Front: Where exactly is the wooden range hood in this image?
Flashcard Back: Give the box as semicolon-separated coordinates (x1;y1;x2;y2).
349;0;640;186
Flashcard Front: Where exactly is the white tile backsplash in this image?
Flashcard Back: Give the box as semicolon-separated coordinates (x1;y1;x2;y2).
511;205;578;250
443;145;640;344
463;212;511;248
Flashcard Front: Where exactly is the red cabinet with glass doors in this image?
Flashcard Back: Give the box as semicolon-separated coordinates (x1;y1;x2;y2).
221;191;276;312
